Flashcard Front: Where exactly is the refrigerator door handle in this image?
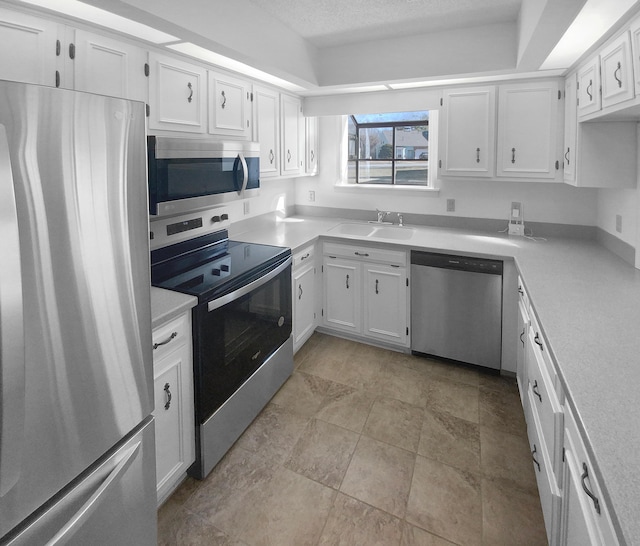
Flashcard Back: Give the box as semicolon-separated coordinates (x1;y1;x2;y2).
45;442;141;546
0;124;25;497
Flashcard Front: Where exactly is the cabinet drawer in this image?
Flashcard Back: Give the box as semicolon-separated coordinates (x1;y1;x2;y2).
323;242;406;266
528;309;560;391
152;313;190;363
517;275;530;312
527;392;562;546
527;340;563;481
563;406;619;545
293;244;315;270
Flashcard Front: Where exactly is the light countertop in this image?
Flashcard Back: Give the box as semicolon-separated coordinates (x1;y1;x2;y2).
229;215;640;546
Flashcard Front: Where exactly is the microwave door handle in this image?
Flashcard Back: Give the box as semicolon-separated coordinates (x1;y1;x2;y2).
238;153;248;194
0;124;26;497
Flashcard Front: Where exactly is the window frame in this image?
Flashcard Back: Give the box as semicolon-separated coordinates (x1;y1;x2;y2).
348;114;430;187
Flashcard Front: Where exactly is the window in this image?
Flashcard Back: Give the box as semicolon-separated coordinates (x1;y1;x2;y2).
347;111;430;186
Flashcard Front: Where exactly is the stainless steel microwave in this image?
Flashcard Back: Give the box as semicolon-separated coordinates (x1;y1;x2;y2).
147;136;260;216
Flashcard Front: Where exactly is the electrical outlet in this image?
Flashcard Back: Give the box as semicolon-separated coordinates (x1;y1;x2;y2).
243;201;250;215
616;214;622;233
508;223;525;236
308;190;315;202
446;199;455;212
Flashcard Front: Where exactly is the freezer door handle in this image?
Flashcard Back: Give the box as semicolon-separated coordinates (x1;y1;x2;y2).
45;442;141;546
0;124;25;497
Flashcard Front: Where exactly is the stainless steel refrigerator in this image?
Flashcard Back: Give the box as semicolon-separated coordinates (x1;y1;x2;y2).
0;80;156;545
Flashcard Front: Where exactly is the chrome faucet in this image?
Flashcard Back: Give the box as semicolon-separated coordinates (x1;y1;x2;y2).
397;213;404;227
376;209;391;223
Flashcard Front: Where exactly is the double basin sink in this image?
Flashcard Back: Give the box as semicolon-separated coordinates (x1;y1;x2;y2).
328;222;415;241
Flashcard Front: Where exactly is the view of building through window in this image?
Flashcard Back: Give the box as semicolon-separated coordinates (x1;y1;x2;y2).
348;111;429;186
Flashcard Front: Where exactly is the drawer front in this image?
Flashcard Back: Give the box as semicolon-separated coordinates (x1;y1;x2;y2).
528;390;562;545
564;406;619;545
293;244;315;270
517;275;530;312
528;309;559;391
323;242;406;266
527;340;563;480
152;312;190;363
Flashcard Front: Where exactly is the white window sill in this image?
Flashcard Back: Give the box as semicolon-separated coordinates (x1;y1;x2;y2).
334;182;440;195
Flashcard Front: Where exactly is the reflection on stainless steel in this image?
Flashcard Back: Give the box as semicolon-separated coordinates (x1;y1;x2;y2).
0;80;155;545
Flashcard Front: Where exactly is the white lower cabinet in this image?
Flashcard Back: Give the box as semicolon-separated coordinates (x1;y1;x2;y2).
292;244;317;352
322;242;408;348
560;407;619;546
516;279;530;409
152;311;195;506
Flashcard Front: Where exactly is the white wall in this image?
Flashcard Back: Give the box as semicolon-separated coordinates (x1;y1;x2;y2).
295;116;599;227
596;187;638;246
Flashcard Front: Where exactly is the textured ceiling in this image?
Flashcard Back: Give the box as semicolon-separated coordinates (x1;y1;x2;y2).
247;0;522;48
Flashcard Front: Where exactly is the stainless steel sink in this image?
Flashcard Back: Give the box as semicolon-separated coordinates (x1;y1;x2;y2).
328;223;414;240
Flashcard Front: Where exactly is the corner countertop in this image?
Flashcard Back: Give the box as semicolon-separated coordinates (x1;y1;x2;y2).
231;215;640;546
150;286;197;330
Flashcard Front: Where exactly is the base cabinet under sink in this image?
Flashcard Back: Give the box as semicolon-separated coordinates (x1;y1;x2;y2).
321;242;409;348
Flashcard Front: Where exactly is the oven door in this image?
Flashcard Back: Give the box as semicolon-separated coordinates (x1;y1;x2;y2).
192;258;292;424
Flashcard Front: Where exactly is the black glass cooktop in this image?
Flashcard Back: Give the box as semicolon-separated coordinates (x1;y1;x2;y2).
151;230;291;303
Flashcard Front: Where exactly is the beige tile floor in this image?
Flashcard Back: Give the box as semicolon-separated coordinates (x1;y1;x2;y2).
158;333;547;546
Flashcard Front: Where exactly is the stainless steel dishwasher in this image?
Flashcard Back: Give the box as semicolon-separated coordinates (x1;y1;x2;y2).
411;251;503;370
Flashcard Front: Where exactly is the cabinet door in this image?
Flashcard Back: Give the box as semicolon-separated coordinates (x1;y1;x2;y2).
293;264;316;350
0;8;58;86
74;30;147;101
439;86;495;177
148;52;206;133
323;257;361;334
516;299;529;404
600;32;635;109
577;57;602;117
563;74;577;183
497;82;559;179
305;116;319;175
281;93;302;175
209;71;252;138
254;85;280;177
363;264;408;346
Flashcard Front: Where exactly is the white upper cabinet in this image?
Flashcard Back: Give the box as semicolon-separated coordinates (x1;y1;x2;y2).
280;93;303;176
208;71;252;138
496;81;560;180
439;86;496;177
577;56;602;118
563;75;577;183
305;116;319;176
0;8;59;87
600;32;635;109
148;52;207;134
253;85;280;177
73;30;147;102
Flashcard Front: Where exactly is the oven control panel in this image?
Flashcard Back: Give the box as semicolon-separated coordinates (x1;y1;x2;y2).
149;205;231;250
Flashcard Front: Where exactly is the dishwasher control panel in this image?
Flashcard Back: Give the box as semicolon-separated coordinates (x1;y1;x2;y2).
410;251;503;275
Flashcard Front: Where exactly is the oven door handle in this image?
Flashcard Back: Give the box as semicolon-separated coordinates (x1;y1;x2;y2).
208;256;292;312
233;153;249;195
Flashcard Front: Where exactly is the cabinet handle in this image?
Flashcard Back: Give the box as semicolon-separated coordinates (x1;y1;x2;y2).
565;147;570;165
586;79;593;101
476;147;480;163
269;149;274;164
187;82;193;103
531;444;541;472
346;274;350;289
287;149;291;163
532;380;542;403
518;286;524;295
153;331;177;350
511;148;516;164
298;284;303;300
310;150;315;162
163;383;172;410
300;253;310;261
375;279;379;294
581;462;602;514
221;90;226;109
614;62;622;89
354;252;369;257
534;332;543;351
55;70;61;88
520;329;525;347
